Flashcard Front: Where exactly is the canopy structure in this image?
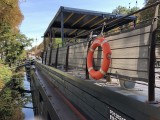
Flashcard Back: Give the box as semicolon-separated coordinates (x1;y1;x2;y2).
44;6;136;42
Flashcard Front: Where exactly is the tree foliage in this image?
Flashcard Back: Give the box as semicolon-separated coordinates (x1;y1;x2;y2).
0;63;12;88
0;0;23;29
0;24;32;65
112;6;139;15
112;6;130;15
29;38;62;57
0;0;32;65
139;0;156;22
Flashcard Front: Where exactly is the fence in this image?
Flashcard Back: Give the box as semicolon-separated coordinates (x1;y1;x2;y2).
44;25;151;79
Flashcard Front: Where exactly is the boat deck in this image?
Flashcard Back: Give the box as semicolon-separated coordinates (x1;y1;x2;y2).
57;66;160;102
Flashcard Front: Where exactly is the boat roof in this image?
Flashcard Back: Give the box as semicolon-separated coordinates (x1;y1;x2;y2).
44;6;136;38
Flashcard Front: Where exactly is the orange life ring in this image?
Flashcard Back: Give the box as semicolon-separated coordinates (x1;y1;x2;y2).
87;37;111;80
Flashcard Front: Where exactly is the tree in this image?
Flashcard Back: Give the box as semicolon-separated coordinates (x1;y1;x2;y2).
139;0;157;21
112;6;130;15
144;0;157;5
110;6;140;34
5;33;32;66
112;6;139;15
0;0;23;30
130;7;139;14
0;1;32;66
0;23;32;66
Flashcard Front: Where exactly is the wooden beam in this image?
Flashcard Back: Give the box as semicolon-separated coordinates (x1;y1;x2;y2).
81;16;98;27
68;16;97;37
71;15;86;26
64;29;68;34
64;13;74;23
68;29;77;36
90;18;106;28
77;30;86;35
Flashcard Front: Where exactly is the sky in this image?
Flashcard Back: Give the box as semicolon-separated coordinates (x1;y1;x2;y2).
19;0;145;47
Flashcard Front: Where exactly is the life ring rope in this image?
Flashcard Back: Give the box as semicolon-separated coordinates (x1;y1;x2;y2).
88;67;93;72
99;68;106;75
89;48;94;52
101;39;108;46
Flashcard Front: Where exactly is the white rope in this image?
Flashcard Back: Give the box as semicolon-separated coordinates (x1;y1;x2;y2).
100;68;106;75
88;67;93;72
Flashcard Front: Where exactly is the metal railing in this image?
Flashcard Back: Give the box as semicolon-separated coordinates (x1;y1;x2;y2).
42;1;160;102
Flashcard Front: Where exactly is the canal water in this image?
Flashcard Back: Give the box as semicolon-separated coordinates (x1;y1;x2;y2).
22;72;34;120
0;71;35;120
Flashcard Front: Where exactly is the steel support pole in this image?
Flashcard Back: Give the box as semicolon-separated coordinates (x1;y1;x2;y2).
61;9;64;46
49;28;54;66
43;37;48;65
43;37;46;64
42;38;44;64
45;50;47;65
55;44;59;68
42;52;44;64
148;4;159;102
86;40;92;79
65;46;69;71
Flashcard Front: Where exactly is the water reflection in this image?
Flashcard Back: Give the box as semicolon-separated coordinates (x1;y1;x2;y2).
23;104;34;120
23;73;34;120
0;72;34;120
